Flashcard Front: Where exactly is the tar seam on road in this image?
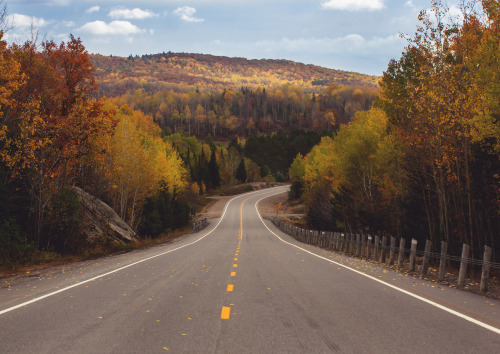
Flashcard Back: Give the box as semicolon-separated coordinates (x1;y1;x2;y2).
254;192;500;336
0;187;286;316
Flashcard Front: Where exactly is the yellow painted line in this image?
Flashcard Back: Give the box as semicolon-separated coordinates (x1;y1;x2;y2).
231;272;236;276
227;284;234;292
233;264;238;268
221;306;230;319
237;190;271;242
234;258;238;261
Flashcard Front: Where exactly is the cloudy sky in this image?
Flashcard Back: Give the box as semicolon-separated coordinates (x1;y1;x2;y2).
5;0;463;75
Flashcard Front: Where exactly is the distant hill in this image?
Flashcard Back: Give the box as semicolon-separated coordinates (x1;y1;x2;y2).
91;52;379;97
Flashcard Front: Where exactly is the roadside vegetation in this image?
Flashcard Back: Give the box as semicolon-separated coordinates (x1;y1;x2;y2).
290;0;500;261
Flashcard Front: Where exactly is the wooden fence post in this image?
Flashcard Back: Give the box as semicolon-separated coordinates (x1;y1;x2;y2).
480;245;492;293
349;233;354;255
374;236;380;261
380;236;387;263
457;243;470;288
389;237;396;265
367;236;372;258
397;238;405;269
356;234;361;257
409;239;417;271
361;234;366;258
438;241;447;281
421;240;432;276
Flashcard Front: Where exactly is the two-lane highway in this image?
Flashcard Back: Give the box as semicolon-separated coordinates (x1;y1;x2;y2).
1;187;499;353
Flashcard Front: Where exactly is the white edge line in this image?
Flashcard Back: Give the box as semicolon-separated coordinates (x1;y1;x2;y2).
0;187;284;316
255;194;500;335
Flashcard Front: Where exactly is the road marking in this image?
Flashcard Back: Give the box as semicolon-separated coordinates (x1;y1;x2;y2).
221;306;231;319
231;272;236;276
0;187;286;317
233;264;238;268
238;192;274;240
254;192;500;336
227;284;234;292
234;258;238;261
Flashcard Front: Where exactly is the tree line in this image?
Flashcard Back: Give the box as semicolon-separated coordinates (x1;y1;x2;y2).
109;83;378;139
0;30;191;264
291;0;500;260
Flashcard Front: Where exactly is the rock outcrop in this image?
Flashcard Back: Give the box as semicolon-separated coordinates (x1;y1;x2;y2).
72;187;137;244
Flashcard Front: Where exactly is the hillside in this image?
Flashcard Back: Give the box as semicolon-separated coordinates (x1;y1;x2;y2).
91;52;379;97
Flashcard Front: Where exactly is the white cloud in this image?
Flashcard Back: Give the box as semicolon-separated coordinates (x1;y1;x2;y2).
7;13;49;29
79;20;144;36
86;6;100;14
109;8;159;20
321;0;385;11
174;6;204;22
208;34;402;59
448;5;464;20
268;34;400;54
62;20;75;27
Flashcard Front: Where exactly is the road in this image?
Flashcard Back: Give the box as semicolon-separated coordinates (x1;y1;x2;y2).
1;187;499;353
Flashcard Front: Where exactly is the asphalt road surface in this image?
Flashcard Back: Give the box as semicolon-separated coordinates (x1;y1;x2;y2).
1;187;499;353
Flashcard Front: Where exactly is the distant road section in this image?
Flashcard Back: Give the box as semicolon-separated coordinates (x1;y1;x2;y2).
1;187;499;353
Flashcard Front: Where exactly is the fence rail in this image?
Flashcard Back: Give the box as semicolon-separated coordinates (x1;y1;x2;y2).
192;218;208;232
272;217;497;293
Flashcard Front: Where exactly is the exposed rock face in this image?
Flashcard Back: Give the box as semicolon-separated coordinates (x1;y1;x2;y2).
72;187;137;244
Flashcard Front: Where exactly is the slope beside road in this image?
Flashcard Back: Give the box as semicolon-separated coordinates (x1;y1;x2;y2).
0;186;499;353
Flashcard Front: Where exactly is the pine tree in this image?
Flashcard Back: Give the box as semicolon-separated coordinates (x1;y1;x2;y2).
235;159;247;183
196;144;210;187
208;148;221;189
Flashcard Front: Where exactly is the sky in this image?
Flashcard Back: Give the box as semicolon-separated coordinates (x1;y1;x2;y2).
4;0;464;76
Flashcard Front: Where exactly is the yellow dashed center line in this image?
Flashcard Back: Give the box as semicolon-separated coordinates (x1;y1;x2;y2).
221;306;231;319
221;191;277;322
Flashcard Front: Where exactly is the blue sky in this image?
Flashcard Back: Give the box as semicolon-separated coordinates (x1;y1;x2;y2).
5;0;463;75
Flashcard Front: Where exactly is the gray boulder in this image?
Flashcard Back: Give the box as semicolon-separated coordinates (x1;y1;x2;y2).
72;187;137;244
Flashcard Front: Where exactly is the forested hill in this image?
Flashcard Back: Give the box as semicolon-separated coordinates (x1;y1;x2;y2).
91;52;379;97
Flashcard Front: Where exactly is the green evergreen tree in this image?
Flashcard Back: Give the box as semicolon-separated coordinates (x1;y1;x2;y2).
208;148;221;189
235;159;247;183
197;144;210;187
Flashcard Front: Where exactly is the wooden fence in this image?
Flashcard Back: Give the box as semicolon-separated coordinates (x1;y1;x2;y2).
192;218;208;232
272;217;498;292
